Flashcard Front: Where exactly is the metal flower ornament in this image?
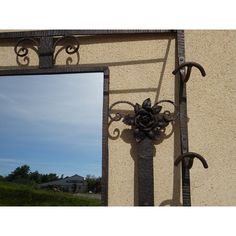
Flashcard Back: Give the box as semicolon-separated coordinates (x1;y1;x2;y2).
109;98;178;142
109;98;178;206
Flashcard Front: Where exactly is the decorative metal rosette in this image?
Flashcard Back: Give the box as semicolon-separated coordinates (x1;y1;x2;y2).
109;98;178;142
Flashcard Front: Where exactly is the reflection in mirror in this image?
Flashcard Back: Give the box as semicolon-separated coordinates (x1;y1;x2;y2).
0;73;104;206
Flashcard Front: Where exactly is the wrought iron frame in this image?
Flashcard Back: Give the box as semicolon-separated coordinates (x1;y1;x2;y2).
0;30;176;207
0;30;207;206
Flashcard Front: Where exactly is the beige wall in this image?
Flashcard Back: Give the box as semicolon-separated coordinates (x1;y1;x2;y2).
185;31;236;206
0;31;235;206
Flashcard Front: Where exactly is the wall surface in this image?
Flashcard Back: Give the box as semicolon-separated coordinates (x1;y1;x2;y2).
184;31;236;206
0;30;235;206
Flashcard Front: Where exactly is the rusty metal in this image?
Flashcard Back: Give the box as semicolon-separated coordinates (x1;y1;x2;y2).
109;98;178;206
174;30;208;206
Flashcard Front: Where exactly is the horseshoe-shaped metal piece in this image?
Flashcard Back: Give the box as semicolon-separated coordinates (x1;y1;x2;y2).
174;152;208;169
172;62;206;82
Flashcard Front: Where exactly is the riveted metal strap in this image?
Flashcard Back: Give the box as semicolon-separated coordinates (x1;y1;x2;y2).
176;30;191;206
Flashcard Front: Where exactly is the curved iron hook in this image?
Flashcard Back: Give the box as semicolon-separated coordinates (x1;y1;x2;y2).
174;152;208;169
172;62;206;82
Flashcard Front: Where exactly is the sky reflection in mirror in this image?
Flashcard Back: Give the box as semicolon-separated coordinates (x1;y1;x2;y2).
0;73;103;178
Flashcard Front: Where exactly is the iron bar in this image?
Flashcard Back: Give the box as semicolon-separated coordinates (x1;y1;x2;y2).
137;138;154;206
39;37;54;68
175;30;208;206
0;30;176;39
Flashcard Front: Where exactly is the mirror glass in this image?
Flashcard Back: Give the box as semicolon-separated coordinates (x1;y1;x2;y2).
0;72;104;206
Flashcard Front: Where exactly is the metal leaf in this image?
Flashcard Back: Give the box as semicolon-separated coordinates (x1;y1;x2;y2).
123;115;135;126
134;103;142;113
152;104;162;114
142;98;152;109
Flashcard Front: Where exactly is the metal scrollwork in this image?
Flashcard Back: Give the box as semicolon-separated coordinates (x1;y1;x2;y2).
108;101;135;139
53;35;80;65
109;98;178;142
14;35;80;67
109;101;135;121
14;38;39;66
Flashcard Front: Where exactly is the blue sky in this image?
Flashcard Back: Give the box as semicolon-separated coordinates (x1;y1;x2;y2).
0;73;104;178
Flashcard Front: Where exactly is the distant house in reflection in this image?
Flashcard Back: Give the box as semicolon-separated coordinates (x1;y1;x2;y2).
39;174;87;193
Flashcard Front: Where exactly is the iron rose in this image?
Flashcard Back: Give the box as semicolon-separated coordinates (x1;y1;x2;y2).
123;98;170;142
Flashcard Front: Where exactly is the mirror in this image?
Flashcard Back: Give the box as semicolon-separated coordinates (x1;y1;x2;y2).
0;72;106;206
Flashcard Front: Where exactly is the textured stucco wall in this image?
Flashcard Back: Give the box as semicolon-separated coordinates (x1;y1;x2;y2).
184;31;236;206
0;31;235;206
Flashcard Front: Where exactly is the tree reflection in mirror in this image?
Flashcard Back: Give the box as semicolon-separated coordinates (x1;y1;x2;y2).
0;73;104;206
